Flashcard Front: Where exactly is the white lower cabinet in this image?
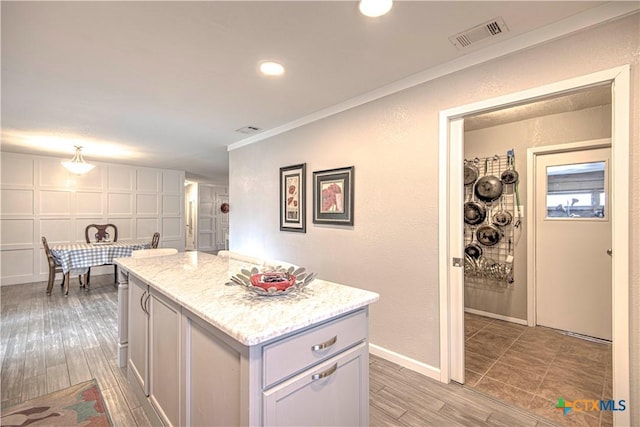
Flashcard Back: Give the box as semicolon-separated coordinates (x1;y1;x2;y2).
182;313;247;426
128;276;149;395
127;274;370;427
149;289;182;427
263;342;368;427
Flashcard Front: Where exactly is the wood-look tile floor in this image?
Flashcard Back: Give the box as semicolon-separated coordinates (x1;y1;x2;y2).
0;275;159;426
369;354;559;427
3;277;564;427
464;312;613;427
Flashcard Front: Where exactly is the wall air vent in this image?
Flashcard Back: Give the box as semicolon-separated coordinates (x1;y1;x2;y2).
449;17;509;50
235;125;262;134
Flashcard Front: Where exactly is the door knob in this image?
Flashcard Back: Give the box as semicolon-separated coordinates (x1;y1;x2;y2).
606;248;612;256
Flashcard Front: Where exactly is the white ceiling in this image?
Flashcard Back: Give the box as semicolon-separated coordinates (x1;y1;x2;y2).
0;1;631;182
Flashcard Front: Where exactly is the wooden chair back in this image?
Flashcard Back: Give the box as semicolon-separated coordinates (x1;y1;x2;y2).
85;224;118;243
42;236;65;295
151;232;160;248
41;236;56;267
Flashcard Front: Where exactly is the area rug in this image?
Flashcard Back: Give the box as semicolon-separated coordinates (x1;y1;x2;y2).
1;379;112;427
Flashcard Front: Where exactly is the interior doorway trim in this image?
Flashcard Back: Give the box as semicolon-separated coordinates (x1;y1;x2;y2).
438;65;630;426
526;138;612;328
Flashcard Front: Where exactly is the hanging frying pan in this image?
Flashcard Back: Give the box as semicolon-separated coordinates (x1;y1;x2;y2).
464;231;483;259
464;201;486;225
501;169;519;185
463;159;479;186
464;177;486;225
493;209;513;227
476;224;503;247
492;198;512;227
501;154;519;185
475;158;503;203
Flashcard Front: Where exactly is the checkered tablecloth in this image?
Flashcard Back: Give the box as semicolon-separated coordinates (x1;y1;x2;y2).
50;239;152;274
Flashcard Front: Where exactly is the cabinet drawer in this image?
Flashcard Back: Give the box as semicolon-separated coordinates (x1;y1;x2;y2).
263;342;368;427
263;309;367;388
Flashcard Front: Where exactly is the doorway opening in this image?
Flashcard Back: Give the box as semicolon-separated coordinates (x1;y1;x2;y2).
185;180;198;251
438;66;630;426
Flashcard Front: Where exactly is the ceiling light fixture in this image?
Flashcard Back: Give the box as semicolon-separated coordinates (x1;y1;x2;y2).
61;146;95;175
259;61;285;76
359;0;392;17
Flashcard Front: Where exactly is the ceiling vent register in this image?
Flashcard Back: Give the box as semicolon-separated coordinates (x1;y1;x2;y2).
235;125;262;135
449;17;509;49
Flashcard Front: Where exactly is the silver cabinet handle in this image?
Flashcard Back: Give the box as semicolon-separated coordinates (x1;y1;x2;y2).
311;336;337;351
143;293;151;315
140;290;147;314
311;363;337;381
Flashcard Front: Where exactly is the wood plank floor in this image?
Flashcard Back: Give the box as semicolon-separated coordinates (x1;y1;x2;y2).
2;276;560;426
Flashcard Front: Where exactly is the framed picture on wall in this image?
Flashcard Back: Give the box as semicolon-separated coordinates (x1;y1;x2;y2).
280;163;306;232
313;166;354;226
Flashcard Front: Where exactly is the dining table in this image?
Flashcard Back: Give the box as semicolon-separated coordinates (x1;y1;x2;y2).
50;239;152;295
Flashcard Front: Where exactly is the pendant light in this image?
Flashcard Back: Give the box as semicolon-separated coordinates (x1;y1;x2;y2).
359;0;392;17
61;146;95;175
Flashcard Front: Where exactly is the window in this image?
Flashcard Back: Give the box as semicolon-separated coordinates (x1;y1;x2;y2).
546;161;606;219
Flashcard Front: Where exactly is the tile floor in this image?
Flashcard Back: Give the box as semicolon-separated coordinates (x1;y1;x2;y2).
464;312;613;427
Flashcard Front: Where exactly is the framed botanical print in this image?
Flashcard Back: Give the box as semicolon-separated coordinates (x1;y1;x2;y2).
313;166;354;226
280;163;306;232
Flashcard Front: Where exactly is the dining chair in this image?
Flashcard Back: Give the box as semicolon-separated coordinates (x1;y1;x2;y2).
85;224;118;243
42;236;65;295
84;223;118;285
151;232;160;248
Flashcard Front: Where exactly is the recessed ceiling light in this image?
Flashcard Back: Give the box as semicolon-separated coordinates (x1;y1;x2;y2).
259;61;285;76
359;0;392;17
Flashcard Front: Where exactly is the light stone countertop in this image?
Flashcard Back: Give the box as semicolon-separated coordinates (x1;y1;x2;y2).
115;251;379;346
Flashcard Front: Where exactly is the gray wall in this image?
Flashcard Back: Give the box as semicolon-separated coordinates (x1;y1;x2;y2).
229;14;639;423
463;104;612;320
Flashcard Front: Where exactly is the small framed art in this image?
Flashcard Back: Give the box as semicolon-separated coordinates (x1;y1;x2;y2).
280;163;306;232
313;166;354;226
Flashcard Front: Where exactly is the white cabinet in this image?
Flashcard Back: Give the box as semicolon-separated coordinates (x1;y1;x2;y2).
126;271;371;427
182;308;369;427
263;343;368;427
149;289;182;427
128;276;149;395
128;276;182;427
261;309;369;427
262;309;367;388
182;313;247;426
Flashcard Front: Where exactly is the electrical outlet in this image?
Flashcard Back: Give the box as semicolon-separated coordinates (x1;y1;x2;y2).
518;206;525;218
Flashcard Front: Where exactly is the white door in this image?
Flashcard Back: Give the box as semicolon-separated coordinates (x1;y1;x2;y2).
535;147;611;340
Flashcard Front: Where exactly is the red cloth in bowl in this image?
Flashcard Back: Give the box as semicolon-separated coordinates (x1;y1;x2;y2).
250;273;296;292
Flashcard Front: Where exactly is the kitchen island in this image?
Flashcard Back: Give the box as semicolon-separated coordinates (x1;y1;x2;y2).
114;251;379;427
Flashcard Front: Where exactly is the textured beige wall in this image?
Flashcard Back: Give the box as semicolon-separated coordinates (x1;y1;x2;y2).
464;104;612;320
230;13;639;422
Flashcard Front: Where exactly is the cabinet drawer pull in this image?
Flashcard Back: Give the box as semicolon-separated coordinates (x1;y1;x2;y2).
311;363;337;381
311;336;337;351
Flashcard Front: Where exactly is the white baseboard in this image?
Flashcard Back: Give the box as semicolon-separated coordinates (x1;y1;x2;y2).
369;344;441;382
464;307;527;325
